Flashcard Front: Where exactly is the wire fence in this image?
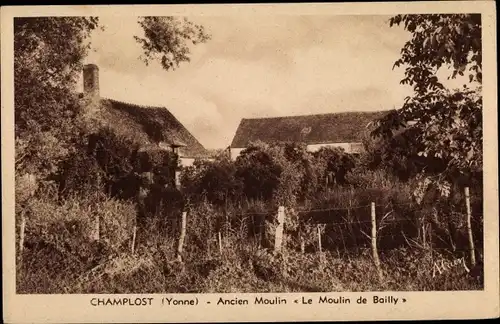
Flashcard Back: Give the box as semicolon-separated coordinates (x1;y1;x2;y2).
17;186;483;277
168;187;482;274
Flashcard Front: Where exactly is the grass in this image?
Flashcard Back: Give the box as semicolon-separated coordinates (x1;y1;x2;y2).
16;204;482;294
17;244;481;294
15;176;483;294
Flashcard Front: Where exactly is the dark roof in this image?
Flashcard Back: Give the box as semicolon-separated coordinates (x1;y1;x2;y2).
230;111;390;148
98;98;208;158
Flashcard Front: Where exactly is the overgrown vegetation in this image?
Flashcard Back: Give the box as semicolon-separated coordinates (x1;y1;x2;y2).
15;14;484;294
17;134;484;293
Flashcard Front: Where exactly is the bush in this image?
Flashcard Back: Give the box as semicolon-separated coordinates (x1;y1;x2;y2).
312;146;356;186
55;125;180;202
181;156;243;206
17;195;136;293
235;143;283;202
181;142;362;208
137;183;185;233
16;133;483;294
55;145;104;199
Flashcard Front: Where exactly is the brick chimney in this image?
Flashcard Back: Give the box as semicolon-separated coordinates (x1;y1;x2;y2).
83;64;100;113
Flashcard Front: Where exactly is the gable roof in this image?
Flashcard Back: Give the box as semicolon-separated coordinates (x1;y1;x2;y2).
230;111;390;148
97;98;208;158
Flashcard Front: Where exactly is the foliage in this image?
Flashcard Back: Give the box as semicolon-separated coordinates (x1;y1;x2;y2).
134;149;179;187
135;16;211;71
18;156;484;294
181;142;360;208
14;17;99;135
184;200;218;253
312;146;356;186
15;15;484;296
14;17;100;178
282;143;325;202
261;142;304;206
15;131;71;178
54;128;135;199
235;142;284;202
390;14;482;92
234;141;357;206
345;165;403;190
17;195;136;293
137;183;185;229
56;145;105;198
55;126;179;201
373;14;483;199
181;156;243;206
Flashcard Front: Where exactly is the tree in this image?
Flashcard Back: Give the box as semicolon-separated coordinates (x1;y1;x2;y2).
312;147;356;186
391;14;481;93
134;16;211;71
14;17;100;178
15;16;211;181
373;14;482;199
180;156;243;206
235;144;283;202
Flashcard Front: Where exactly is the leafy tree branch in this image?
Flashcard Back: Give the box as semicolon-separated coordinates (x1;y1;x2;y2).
134;16;211;71
373;14;483;199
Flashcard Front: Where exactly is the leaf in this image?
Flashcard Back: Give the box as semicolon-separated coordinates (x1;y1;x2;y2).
135;17;211;72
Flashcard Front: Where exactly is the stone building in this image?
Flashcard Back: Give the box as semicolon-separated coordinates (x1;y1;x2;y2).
80;64;209;169
229;111;390;160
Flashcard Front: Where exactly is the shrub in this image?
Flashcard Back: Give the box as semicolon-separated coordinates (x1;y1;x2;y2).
235;141;316;206
345;164;403;190
54;128;136;199
185;200;218;254
312;146;356;186
17;195;136;293
133;148;178;183
181;156;243;206
137;183;185;233
235;142;283;201
54;145;104;199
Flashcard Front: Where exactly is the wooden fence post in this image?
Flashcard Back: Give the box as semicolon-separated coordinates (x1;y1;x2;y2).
464;187;476;267
218;231;222;255
94;213;100;242
421;212;427;248
176;211;187;262
131;222;137;254
274;206;285;253
371;202;383;280
429;222;434;267
317;225;322;253
19;174;36;263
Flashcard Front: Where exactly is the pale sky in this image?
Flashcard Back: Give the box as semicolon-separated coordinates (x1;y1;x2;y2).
80;15;462;150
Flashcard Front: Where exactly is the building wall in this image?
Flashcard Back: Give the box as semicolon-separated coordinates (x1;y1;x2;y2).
179;157;196;167
308;142;364;154
306;143;352;153
230;142;364;160
179;157;216;167
230;148;246;160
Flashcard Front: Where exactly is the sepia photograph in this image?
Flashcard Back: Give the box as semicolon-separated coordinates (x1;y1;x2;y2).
11;10;487;294
2;2;498;323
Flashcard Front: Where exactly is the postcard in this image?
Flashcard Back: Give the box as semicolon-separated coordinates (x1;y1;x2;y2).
2;1;498;323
